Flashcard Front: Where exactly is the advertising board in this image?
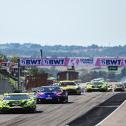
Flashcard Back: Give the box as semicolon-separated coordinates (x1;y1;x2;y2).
20;58;67;66
20;57;126;67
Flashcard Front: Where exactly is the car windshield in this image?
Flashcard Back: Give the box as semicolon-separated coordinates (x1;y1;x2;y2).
91;80;104;84
91;78;104;85
92;81;103;84
60;82;76;86
3;94;30;100
40;87;61;92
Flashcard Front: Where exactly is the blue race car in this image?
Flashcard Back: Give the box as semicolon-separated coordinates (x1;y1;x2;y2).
36;86;68;103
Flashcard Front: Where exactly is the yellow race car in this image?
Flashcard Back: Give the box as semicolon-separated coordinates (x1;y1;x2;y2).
58;80;81;95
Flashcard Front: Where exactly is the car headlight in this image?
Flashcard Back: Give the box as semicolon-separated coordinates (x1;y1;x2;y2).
86;84;92;88
22;100;35;107
27;100;35;105
3;100;10;104
101;84;107;88
2;101;10;107
21;101;28;105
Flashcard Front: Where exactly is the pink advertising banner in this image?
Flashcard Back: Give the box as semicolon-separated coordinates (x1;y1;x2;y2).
95;57;126;66
20;57;126;67
20;58;68;66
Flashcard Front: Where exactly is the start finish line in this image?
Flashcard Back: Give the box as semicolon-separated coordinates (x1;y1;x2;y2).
20;57;126;67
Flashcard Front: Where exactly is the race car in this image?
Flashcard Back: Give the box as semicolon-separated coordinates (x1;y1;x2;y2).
36;86;68;103
114;83;125;92
86;78;108;92
58;80;81;95
0;93;36;113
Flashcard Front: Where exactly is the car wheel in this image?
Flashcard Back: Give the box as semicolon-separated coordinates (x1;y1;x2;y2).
28;107;36;113
77;91;81;95
59;97;68;103
31;107;36;113
1;109;7;113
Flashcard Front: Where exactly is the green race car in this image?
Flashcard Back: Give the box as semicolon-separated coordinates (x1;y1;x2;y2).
0;93;36;113
86;78;108;92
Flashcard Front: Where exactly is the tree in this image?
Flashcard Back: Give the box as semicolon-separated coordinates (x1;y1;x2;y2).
0;54;7;61
10;56;19;63
28;67;38;75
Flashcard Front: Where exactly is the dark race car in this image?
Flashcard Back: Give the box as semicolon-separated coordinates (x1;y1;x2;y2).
36;86;68;103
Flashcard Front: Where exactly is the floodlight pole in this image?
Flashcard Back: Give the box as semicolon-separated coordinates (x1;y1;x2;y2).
17;58;20;90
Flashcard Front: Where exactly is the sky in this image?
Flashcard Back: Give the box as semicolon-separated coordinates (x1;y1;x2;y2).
0;0;126;46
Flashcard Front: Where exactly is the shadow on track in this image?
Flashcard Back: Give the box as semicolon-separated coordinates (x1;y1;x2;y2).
0;109;43;114
37;101;74;104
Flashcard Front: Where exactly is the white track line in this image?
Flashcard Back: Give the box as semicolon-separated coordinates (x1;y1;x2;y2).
95;100;126;126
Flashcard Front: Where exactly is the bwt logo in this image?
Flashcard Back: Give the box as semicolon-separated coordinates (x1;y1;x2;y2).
44;59;65;65
21;59;42;65
100;59;122;66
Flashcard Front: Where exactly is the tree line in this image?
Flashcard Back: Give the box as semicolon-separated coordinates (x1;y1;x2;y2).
0;43;126;57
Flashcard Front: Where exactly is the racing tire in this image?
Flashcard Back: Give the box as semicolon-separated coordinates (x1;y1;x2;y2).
77;91;81;95
1;107;11;113
1;109;8;113
27;107;36;113
31;108;36;113
59;97;68;103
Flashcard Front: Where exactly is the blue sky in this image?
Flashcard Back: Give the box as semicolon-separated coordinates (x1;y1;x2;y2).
0;0;126;46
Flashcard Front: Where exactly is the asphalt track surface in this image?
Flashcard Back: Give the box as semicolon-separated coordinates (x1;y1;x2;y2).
0;92;114;126
68;93;126;126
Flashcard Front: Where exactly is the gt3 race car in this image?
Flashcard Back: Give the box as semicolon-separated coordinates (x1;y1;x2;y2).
59;80;81;95
0;93;36;113
36;86;68;103
114;83;125;92
86;78;108;92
